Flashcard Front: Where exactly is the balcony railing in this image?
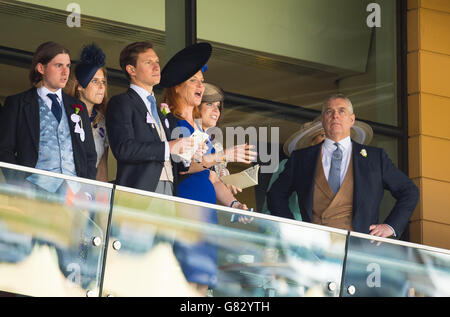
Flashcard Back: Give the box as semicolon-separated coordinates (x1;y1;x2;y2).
0;162;448;297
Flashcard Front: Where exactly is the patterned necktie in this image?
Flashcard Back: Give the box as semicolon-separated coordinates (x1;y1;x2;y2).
147;95;161;129
47;93;62;123
328;142;343;194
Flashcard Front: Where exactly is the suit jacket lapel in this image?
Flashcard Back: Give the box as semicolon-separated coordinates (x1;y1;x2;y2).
352;141;369;221
23;87;40;152
62;93;84;161
62;93;75;121
127;88;151;118
127;88;170;139
159;110;171;140
303;142;322;222
314;152;336;200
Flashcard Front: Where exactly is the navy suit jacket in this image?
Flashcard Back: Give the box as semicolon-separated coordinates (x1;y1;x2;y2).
0;87;97;180
267;141;419;236
106;88;183;194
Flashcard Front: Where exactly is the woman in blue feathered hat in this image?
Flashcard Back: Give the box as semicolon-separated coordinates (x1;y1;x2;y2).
65;43;109;182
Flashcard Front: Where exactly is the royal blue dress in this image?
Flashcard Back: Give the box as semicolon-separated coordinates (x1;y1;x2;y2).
172;119;219;288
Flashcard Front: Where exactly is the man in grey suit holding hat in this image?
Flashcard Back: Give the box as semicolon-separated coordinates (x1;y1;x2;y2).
268;94;419;238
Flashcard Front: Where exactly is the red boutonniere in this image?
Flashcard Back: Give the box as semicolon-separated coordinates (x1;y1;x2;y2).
72;104;84;115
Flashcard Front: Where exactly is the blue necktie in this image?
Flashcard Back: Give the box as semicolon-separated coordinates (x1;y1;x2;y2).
147;95;161;129
328;142;342;194
47;93;62;123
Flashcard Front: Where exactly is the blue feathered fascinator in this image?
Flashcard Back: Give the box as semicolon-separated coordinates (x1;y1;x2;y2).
75;43;106;88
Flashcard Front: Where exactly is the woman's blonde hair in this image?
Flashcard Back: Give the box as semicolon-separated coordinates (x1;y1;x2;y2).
64;67;108;126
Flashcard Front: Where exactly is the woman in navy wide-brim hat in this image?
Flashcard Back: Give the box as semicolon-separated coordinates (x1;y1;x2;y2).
160;42;251;295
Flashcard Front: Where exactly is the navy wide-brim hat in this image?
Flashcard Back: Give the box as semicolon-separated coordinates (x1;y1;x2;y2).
159;42;212;88
75;43;106;88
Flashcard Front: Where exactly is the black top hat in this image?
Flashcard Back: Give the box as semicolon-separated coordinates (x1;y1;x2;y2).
159;42;212;88
75;43;106;88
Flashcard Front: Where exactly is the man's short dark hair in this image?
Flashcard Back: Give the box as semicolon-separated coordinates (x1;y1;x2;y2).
29;41;70;86
119;41;154;81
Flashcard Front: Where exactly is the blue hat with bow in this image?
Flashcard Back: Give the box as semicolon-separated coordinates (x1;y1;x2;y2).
75;43;106;88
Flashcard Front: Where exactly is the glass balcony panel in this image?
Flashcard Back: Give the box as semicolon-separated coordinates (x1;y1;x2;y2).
0;163;112;297
101;185;347;297
342;232;450;297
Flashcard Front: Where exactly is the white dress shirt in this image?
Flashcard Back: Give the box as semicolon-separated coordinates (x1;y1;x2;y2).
37;86;63;109
322;136;352;186
130;84;170;161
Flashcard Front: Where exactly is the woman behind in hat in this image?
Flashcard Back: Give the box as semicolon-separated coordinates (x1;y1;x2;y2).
65;44;109;182
159;42;255;295
261;117;325;220
194;82;253;195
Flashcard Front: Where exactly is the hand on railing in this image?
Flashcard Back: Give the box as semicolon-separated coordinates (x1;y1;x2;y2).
369;224;394;238
231;201;254;224
369;224;394;246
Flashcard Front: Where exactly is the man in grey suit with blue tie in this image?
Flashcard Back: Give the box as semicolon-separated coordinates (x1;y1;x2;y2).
0;41;97;192
268;94;419;238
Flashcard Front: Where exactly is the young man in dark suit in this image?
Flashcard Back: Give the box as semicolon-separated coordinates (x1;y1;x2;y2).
0;41;97;192
268;94;419;238
106;41;193;195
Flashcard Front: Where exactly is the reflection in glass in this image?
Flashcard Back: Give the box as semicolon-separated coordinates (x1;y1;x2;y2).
0;163;111;297
1;164;449;297
216;218;346;297
343;234;450;297
102;187;347;297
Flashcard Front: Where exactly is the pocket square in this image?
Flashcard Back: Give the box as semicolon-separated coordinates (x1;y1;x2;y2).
146;112;155;124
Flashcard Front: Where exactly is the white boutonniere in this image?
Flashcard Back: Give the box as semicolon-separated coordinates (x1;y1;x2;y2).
70;104;85;142
360;149;367;157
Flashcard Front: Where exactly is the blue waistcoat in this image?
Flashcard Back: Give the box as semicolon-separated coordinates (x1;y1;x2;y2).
26;97;77;192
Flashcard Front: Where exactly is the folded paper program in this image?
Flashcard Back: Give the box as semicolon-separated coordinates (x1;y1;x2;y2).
221;164;260;189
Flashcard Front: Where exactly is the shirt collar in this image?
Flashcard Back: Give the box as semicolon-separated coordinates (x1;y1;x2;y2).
324;136;352;151
130;84;154;102
37;86;63;102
